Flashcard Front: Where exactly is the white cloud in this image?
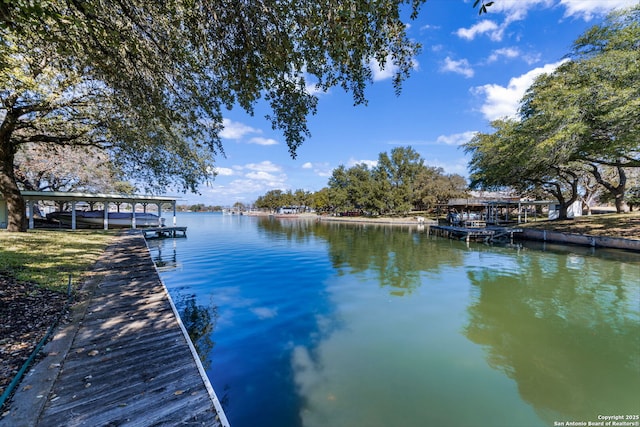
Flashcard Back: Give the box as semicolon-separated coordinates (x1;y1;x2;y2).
436;131;477;146
369;55;419;82
314;162;334;177
246;171;280;181
456;20;502;41
305;81;324;96
559;0;637;20
487;47;521;63
479;0;633;26
347;158;378;169
420;24;441;31
248;137;278;146
458;0;631;49
213;167;234;176
369;57;399;82
245;160;282;173
472;60;568;121
220;118;260;140
302;161;333;177
481;0;553;22
440;57;474;78
485;47;540;66
430;157;471;177
198;161;291;205
522;52;543;65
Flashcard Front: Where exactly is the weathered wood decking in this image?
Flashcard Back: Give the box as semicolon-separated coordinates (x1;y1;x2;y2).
7;233;228;426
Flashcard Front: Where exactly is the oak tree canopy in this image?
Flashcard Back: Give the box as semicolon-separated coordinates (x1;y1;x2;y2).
1;0;427;231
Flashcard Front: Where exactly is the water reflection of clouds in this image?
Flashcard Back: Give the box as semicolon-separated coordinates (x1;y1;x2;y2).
210;287;281;322
251;306;278;319
209;286;256;327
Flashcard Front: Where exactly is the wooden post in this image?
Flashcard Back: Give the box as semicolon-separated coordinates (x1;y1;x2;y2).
104;203;109;230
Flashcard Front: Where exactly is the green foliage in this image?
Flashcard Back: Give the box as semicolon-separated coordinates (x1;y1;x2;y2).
256;146;469;215
375;147;424;214
1;0;425;156
626;186;640;211
255;189;311;211
1;0;428;231
465;6;640;216
415;166;468;210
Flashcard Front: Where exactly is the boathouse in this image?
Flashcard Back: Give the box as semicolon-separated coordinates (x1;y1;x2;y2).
446;192;559;225
0;190;180;230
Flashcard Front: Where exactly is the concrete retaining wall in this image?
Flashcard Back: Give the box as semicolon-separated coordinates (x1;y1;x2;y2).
520;229;640;252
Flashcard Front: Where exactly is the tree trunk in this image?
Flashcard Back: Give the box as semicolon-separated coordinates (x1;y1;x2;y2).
613;188;629;213
590;165;628;213
0;166;27;231
0;125;27;231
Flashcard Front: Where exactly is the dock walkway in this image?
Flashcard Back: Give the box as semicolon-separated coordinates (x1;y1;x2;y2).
142;226;187;239
1;232;228;427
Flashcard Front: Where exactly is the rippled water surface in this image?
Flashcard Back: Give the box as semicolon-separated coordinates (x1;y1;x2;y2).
151;213;640;427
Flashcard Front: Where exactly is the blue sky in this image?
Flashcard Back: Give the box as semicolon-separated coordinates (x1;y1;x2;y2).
179;0;637;207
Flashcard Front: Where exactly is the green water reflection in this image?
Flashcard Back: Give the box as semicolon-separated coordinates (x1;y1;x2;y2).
256;220;640;426
465;250;640;424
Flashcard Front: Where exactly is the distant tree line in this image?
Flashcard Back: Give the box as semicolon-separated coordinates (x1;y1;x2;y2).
177;204;224;212
254;146;468;216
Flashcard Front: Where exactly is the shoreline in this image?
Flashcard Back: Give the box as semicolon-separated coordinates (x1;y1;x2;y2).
253;213;640;252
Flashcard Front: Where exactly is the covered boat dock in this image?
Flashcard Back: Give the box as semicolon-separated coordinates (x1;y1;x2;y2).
20;191;180;230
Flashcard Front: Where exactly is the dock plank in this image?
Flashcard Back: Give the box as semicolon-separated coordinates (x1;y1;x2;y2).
33;232;228;427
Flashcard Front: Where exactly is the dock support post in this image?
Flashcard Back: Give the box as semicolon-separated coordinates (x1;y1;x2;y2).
172;202;177;226
27;200;34;229
131;202;137;229
156;203;163;227
71;201;77;230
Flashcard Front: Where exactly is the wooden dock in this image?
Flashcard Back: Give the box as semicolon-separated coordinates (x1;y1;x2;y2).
429;224;522;243
2;233;227;426
141;226;187;239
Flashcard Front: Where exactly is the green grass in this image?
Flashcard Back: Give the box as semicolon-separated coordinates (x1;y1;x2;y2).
0;230;115;293
519;211;640;240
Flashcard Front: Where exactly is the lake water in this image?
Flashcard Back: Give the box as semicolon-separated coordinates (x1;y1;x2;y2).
150;213;640;427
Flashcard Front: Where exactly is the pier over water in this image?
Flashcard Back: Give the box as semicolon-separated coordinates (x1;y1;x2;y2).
1;232;228;426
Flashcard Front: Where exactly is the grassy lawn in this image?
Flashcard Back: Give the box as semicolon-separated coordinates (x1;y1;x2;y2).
0;230;115;293
520;211;640;240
